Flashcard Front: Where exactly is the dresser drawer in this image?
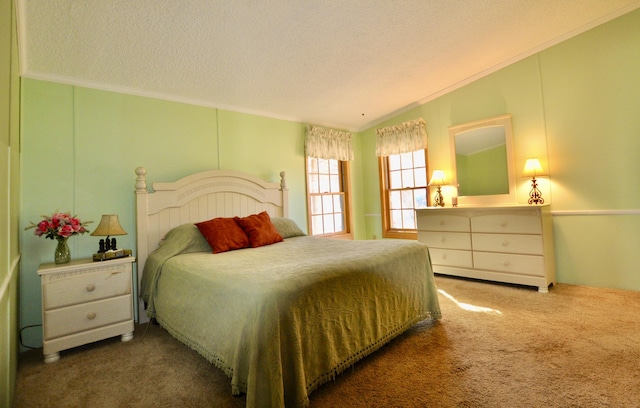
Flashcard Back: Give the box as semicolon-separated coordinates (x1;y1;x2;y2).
417;214;470;232
472;233;544;255
471;213;542;234
473;252;545;276
43;268;132;310
43;294;133;340
419;231;471;250
429;248;473;268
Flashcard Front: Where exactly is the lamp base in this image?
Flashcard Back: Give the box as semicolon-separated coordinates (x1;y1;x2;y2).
93;249;132;262
528;178;545;205
433;186;445;207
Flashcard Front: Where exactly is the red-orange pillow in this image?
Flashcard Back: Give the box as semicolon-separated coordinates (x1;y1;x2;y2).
195;217;250;254
235;211;283;248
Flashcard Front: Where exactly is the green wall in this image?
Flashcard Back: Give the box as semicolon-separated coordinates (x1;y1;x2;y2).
217;110;309;223
358;52;549;236
359;10;640;291
1;0;20;404
540;10;640;289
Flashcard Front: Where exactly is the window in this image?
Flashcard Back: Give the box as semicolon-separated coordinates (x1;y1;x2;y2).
306;157;352;238
378;149;429;239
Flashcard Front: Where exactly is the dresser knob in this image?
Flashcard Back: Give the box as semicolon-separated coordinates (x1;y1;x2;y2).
500;221;507;227
501;241;508;247
440;236;446;243
87;312;97;320
502;260;510;266
86;284;95;292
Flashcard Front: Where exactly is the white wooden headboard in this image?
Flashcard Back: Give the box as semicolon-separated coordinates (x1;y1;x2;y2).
134;167;288;319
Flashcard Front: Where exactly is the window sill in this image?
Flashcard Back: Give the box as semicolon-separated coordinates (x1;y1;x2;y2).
382;230;417;240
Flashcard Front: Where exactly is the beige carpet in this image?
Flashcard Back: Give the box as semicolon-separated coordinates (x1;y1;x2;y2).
14;276;640;408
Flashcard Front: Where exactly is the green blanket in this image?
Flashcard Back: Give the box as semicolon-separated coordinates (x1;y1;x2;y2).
140;224;441;407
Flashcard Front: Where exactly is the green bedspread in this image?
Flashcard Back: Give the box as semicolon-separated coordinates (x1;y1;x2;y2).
140;224;441;407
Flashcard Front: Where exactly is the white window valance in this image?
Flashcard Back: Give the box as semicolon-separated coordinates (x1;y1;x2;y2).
375;118;428;156
305;125;354;161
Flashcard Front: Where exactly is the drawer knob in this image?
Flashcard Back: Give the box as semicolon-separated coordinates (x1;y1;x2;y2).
502;260;510;266
440;236;446;243
87;312;97;320
86;284;96;292
500;221;507;227
501;240;508;247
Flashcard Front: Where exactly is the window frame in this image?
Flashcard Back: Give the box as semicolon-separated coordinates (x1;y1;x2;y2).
378;149;429;240
305;156;354;239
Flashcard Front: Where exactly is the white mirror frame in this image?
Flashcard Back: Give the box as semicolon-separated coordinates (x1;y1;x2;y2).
449;114;517;206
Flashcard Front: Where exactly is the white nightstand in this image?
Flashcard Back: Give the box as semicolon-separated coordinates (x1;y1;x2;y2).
38;256;136;363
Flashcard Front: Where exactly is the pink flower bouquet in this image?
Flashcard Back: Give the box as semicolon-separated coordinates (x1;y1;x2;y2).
26;212;92;240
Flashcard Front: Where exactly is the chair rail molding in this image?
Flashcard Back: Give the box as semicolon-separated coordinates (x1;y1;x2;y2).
551;209;640;216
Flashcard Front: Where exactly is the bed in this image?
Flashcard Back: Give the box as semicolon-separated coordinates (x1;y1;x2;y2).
134;167;441;408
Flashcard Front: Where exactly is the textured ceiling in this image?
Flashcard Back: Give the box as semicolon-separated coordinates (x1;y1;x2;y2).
17;0;640;131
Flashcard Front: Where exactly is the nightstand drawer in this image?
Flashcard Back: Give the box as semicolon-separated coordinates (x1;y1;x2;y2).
472;233;543;255
43;268;132;309
44;294;133;340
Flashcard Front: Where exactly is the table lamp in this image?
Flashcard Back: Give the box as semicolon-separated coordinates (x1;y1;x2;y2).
522;158;547;205
90;214;131;261
429;170;447;207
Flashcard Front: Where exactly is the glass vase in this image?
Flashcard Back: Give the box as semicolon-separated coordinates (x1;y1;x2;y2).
54;237;71;264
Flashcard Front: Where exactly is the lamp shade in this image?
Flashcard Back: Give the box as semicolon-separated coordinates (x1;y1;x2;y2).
521;158;547;178
428;170;447;186
90;214;127;236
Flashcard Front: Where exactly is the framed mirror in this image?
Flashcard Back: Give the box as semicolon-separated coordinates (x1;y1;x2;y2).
449;114;516;206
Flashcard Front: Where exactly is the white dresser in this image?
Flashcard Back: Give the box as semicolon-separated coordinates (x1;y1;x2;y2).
417;205;556;292
38;257;135;363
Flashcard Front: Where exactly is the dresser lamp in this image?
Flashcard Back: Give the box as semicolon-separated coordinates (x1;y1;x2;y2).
522;158;547;205
90;214;131;261
428;170;447;207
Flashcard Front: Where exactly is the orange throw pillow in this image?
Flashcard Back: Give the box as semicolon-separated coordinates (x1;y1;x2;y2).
195;217;250;254
235;211;284;248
